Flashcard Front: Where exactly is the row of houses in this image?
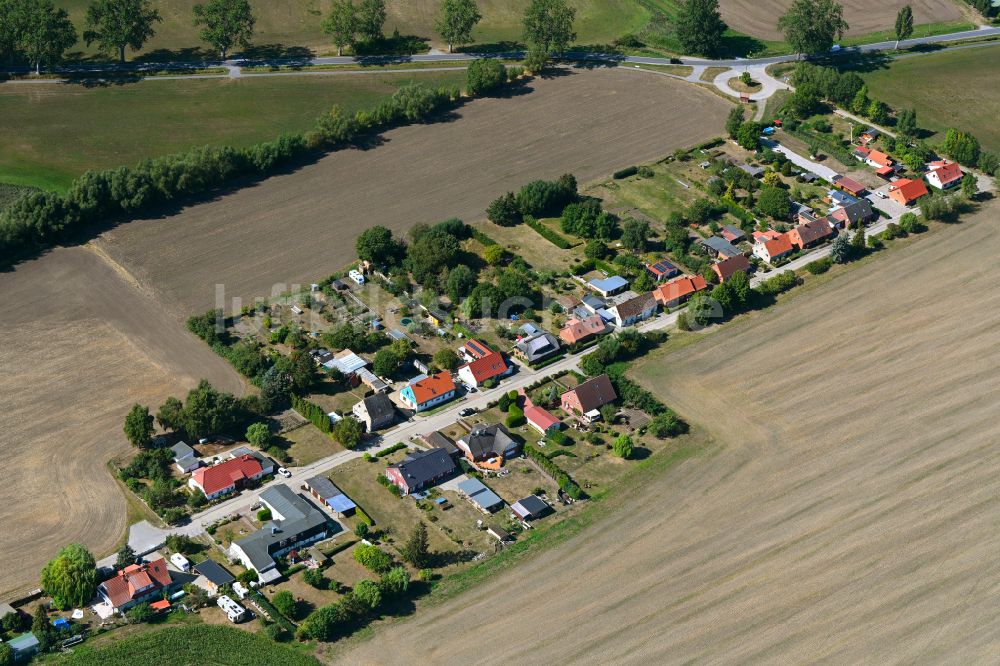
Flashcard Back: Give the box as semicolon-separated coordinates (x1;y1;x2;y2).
852;129;963;205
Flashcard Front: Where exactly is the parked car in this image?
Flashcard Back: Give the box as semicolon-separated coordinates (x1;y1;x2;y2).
277;468;292;478
459;407;476;417
875;191;887;199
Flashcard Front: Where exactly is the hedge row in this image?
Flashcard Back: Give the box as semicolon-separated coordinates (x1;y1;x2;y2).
250;590;297;633
524;444;584;499
613;166;639;179
524;216;572;249
291;394;332;434
376;442;408;457
0;81;477;267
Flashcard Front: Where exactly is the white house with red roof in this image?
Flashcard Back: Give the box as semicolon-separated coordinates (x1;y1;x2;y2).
98;558;179;612
753;233;795;265
188;454;265;500
525;405;561;434
457;350;511;388
925;160;963;190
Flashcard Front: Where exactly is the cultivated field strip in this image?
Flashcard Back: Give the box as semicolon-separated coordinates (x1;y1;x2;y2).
718;0;963;41
0;247;244;597
95;68;730;317
334;204;1000;664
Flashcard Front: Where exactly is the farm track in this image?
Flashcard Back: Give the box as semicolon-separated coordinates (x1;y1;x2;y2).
94;67;731;317
333;202;1000;664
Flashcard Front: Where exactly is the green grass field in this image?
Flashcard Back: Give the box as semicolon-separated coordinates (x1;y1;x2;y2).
859;44;1000;152
54;0;650;59
0;70;466;191
51;625;320;665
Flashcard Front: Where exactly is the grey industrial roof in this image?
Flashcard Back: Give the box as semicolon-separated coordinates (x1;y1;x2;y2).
234;486;328;572
456;478;505;511
193;559;235;586
588;276;629;293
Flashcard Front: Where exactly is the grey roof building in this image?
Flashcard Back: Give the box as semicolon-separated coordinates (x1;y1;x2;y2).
514;331;561;364
422;431;460;457
229;486;331;580
352;393;396;431
700;236;743;259
386;448;457;495
457;424;521;463
511;494;552;521
457;478;505;513
193;560;235;588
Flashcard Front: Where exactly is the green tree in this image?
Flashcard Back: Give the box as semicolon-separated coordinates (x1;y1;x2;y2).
156;396;185;432
379;566;410;598
115;543;136;570
648;412;686;437
829;233;851;264
83;0;162;63
867;99;889;125
961;173;978;199
41;543;96;609
406;227;460;288
736;121;763;151
676;0;727;56
433;347;460;371
522;0;576;54
620;218;650;252
126;602;153;623
245;422;271;449
486;191;522;226
894;4;913;49
400;522;430;568
446;264;476;302
0;642;12;666
352;579;382;610
271;590;297;619
757;185;791;219
436;0;481;53
942;128;981;166
303;567;330;589
20;1;76;74
778;0;849;57
896;108;917;138
466;56;505;95
354;522;369;539
355;225;404;265
356;0;385;43
31;604;55;651
850;226;866;257
123;403;154;448
322;0;356;56
613;434;634;459
483;243;506;265
851;84;869;115
193;0;254;58
725;105;745;139
354;543;393;572
334;415;364;448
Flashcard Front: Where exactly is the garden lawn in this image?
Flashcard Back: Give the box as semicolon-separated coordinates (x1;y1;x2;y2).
0;70;467;191
858;44;1000;153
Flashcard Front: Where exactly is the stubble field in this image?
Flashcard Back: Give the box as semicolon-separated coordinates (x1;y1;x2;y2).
334;202;1000;664
94;67;731;317
0;247;244;597
718;0;964;41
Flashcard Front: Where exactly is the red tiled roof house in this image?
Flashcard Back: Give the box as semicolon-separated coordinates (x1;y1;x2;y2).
753;233;794;264
651;275;708;308
99;558;178;612
787;218;834;250
457;351;510;388
188;454;265;500
400;371;457;412
561;374;618;422
888;178;930;206
711;255;752;283
925;160;963;190
525;405;561;434
559;314;607;346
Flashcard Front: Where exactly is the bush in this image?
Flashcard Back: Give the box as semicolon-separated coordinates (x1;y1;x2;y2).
466;58;507;96
524;216;572;249
516;175;577;217
303;568;329;590
755;270;800;296
354;544;393;573
506;405;526;428
257;508;272;521
805;257;833;274
613;166;639;179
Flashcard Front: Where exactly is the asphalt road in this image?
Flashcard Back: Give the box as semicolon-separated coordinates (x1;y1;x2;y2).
3;26;998;76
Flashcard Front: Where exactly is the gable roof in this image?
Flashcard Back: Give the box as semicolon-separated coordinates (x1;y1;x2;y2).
867;150;893;168
889;177;929;202
647;259;679;277
701;236;743;258
525;405;560;431
588;276;629;293
360;393;395;421
408;371;456;405
792;218;834;246
853;145;871;158
512;494;550;519
460;424;518;461
927;160;963;186
559;314;607;344
652;275;708;305
720;224;746;242
612;292;657;321
460;351;509;383
712;254;752;282
565;374;618;413
832;175;867;196
456;478;504;511
171;441;196;461
830;199;874;226
422;431;459;456
305;475;343;501
389;448;456;488
193;560;235;587
752;229;782;242
762;233;794;258
515;331;561;362
464;339;493;360
191;454;263;496
234;486;329;572
326;349;368;375
100;558;173;608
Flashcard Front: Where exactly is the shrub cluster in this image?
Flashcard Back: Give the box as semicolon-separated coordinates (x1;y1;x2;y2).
290;394;333;434
524;444;584;499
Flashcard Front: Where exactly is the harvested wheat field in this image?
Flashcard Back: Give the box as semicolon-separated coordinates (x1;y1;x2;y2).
0;247;243;597
334;204;1000;664
719;0;964;41
95;67;730;317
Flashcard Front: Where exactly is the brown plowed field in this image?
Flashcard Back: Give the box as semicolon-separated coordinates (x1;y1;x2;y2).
719;0;964;41
333;203;1000;664
0;247;244;597
94;67;731;317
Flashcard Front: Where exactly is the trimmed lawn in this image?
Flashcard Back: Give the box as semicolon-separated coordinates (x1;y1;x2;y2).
282;424;344;466
0;70;467;190
858;44;1000;152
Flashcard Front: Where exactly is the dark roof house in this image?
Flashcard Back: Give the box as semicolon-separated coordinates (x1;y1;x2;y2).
386;448;457;495
701;236;743;259
193;560;236;588
457;424;521;467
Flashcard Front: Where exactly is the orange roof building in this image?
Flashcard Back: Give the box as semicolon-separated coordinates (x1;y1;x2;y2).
457;351;510;388
753;233;794;264
711;255;752;283
189;454;265;499
559;314;607;345
652;275;708;308
865;150;893;169
98;558;177;611
401;371;457;412
888;178;930;206
926;160;963;189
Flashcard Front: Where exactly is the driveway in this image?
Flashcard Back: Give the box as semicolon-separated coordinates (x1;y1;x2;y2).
761;138;839;181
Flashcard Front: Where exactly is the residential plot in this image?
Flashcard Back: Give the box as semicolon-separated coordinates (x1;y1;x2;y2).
337;202;1000;663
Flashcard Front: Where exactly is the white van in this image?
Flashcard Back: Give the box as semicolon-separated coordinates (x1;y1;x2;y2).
169;553;191;572
349;269;366;285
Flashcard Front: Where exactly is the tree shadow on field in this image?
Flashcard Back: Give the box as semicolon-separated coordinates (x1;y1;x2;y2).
458;41;523;54
820;52;891;74
241;43;315;63
59;74;143;88
135;47;215;63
